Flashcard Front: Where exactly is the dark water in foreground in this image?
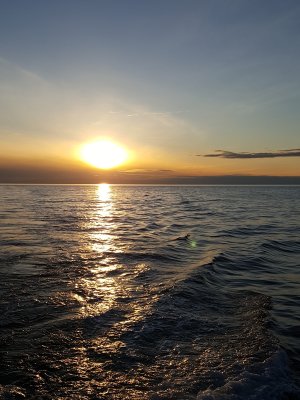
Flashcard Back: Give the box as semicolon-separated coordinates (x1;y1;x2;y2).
0;185;299;400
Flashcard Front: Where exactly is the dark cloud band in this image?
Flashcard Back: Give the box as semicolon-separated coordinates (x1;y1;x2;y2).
199;149;300;159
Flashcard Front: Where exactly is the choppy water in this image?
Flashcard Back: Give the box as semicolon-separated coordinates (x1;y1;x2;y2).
0;184;299;400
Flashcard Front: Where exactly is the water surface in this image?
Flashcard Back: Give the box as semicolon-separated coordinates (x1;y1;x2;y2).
0;185;299;399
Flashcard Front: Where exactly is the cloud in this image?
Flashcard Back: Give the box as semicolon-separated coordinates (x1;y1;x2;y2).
106;109;190;121
199;149;300;159
119;168;174;175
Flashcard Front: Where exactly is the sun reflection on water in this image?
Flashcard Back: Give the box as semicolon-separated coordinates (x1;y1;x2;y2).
90;183;115;253
74;184;158;321
73;183;120;317
97;183;111;202
69;184;163;392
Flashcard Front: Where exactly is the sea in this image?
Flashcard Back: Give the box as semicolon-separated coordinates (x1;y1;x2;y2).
0;184;299;400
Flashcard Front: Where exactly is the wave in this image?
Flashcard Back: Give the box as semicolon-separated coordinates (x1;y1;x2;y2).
0;384;26;399
197;350;300;400
101;250;180;262
261;240;300;254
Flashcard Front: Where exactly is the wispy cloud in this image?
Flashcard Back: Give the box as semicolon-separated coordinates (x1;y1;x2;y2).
119;168;174;175
199;149;300;159
108;109;190;118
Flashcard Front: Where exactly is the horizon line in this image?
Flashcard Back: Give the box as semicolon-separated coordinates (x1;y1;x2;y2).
1;175;300;186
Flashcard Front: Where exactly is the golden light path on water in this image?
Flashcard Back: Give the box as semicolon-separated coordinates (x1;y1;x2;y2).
74;184;118;317
92;184;114;253
74;183;157;331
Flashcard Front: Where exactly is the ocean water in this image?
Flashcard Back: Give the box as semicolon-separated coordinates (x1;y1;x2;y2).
0;184;299;400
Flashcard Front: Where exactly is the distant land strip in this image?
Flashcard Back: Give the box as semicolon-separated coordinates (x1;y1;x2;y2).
0;168;299;185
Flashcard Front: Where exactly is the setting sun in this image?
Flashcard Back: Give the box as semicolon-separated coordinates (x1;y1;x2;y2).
80;140;128;169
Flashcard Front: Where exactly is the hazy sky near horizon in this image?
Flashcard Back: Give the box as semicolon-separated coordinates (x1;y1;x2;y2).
0;0;300;181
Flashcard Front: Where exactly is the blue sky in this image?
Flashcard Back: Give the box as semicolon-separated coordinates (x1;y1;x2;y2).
0;0;299;180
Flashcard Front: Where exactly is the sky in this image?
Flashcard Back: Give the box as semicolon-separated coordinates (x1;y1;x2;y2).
0;0;300;183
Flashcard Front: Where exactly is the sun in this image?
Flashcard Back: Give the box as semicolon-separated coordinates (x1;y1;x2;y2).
80;140;128;169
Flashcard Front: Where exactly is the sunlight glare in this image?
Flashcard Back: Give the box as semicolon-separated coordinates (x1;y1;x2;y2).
81;140;127;169
97;183;111;202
